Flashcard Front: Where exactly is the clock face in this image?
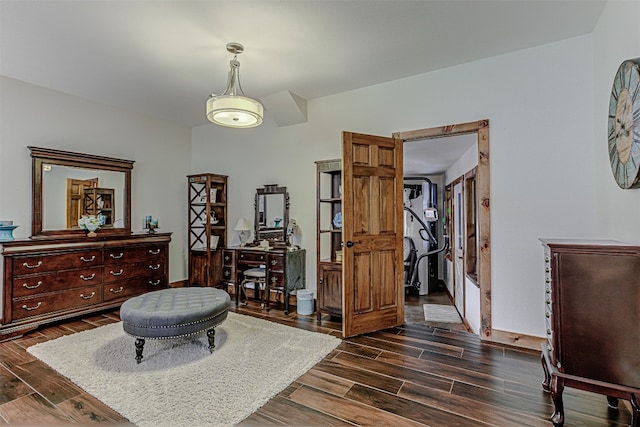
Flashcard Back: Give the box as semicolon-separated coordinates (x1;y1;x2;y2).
608;58;640;189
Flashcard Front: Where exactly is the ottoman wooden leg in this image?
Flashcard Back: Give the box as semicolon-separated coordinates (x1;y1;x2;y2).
207;328;216;353
135;338;145;364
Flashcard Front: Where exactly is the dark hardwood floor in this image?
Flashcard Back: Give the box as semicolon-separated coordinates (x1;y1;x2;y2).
0;292;634;426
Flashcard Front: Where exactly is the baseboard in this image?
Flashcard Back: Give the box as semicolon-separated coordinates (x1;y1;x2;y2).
170;279;189;288
489;329;545;352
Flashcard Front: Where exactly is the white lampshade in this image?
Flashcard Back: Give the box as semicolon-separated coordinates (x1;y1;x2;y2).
234;218;251;231
206;95;263;128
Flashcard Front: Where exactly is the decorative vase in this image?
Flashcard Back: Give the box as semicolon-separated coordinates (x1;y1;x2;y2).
79;215;100;237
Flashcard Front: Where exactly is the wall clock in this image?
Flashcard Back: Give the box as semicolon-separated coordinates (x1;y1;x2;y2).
608;58;640;189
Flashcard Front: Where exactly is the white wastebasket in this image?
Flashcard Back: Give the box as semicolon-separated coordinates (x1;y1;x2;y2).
296;290;314;315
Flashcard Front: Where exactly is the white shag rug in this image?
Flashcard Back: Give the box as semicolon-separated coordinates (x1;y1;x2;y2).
423;304;462;323
28;312;340;427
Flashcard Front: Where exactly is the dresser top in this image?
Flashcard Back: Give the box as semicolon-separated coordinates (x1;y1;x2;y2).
539;238;640;252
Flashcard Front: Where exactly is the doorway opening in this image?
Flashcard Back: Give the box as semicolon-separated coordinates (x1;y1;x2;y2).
394;120;491;339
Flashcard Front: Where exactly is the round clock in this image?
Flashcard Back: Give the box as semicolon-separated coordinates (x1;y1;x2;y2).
608;58;640;189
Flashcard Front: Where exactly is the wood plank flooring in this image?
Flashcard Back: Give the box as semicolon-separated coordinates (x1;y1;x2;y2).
0;292;634;426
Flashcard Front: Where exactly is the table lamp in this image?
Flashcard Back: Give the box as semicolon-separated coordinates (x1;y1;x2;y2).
234;218;251;247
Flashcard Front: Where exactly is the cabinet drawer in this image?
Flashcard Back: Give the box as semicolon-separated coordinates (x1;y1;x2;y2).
238;251;266;263
267;254;285;271
103;278;166;303
103;261;165;283
12;285;102;320
104;245;166;265
12;267;102;298
13;250;102;276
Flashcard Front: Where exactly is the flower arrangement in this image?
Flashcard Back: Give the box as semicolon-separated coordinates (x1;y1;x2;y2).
78;215;101;237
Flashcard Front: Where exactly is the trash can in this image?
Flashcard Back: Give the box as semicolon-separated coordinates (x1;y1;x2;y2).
296;289;314;315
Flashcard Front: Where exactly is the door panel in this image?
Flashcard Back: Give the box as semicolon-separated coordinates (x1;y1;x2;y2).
342;131;404;337
453;181;464;316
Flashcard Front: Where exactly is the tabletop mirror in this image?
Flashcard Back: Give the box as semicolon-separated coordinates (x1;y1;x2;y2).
30;146;134;238
255;184;289;244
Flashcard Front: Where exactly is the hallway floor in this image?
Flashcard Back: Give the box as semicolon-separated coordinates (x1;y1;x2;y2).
404;289;468;332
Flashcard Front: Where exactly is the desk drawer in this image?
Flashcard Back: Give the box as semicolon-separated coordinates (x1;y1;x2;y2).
12;285;102;320
238;251;267;263
268;254;285;271
222;250;235;266
269;272;285;289
13;250;102;276
222;266;234;282
13;267;102;298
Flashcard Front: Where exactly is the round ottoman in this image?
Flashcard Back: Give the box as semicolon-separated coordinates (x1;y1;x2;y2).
120;287;230;363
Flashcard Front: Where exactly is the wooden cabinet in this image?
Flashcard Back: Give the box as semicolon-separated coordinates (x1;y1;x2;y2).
84;187;115;226
187;173;228;287
540;239;639;427
316;159;342;321
1;233;171;340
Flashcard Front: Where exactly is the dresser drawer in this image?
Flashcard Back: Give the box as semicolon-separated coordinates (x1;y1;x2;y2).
222;266;234;282
104;245;166;265
238;251;267;263
12;249;102;276
12;285;102;320
103;277;166;302
12;267;102;298
103;261;165;283
268;271;285;289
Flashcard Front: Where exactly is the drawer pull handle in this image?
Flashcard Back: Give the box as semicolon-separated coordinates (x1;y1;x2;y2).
271;277;278;283
224;256;230;261
80;256;96;262
23;281;42;290
271;260;277;265
224;271;230;277
110;287;124;294
149;279;161;286
110;252;124;259
80;292;96;300
22;261;42;269
110;269;124;276
80;273;96;281
149;249;161;255
148;264;161;270
22;302;42;311
545;312;550;318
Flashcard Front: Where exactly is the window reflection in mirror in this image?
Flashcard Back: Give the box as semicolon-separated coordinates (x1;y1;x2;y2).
42;164;125;231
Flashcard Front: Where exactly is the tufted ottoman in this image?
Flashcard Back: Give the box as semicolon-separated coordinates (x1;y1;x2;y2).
120;287;230;363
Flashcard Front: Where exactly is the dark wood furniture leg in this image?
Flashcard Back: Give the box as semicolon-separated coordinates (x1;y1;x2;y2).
135;338;145;364
607;396;619;409
207;328;215;353
541;352;551;392
550;374;565;426
631;394;639;427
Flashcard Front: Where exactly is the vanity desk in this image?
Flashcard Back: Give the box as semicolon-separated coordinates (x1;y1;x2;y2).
223;246;305;314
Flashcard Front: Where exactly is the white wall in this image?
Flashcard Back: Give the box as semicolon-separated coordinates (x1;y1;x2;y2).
593;1;640;242
192;34;597;338
0;77;191;282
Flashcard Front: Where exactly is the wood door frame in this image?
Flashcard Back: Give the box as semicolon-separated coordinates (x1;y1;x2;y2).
393;119;491;339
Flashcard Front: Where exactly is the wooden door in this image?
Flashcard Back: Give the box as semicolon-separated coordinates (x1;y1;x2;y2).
66;178;98;228
453;181;465;316
342;131;404;337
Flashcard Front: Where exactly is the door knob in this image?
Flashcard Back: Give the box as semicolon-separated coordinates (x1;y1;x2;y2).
346;241;355;248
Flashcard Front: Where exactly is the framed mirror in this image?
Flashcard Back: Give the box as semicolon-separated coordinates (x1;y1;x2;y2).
255;184;289;243
30;146;134;237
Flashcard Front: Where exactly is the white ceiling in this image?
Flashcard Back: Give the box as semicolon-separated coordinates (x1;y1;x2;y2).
404;134;477;175
1;0;606;129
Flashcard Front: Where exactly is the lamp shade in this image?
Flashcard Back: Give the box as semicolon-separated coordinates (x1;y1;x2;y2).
234;218;251;231
206;95;263;128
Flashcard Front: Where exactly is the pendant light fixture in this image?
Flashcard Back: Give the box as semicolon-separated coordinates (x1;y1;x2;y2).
206;42;263;128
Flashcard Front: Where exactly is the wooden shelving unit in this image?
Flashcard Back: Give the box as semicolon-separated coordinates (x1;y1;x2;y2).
84;188;114;226
187;173;228;287
316;159;342;321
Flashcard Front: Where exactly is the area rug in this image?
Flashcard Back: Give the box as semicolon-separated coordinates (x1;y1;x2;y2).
27;312;340;427
423;304;462;323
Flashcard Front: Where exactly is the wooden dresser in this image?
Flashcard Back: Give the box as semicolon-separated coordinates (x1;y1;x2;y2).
540;239;639;427
1;233;171;340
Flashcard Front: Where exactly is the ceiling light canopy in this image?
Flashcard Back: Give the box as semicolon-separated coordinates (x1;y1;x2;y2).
206;42;263;128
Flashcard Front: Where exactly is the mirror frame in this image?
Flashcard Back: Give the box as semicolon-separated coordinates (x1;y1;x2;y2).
29;146;134;238
254;185;289;243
